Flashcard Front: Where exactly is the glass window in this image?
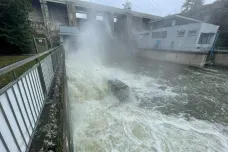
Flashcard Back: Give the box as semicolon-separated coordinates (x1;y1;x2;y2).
177;30;185;37
76;13;87;19
198;33;214;44
152;31;167;38
189;30;197;35
96;15;103;21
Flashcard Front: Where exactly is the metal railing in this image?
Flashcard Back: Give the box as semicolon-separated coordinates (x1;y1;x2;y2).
0;46;67;152
62;50;74;152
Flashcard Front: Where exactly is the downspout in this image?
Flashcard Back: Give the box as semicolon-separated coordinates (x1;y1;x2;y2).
210;32;219;57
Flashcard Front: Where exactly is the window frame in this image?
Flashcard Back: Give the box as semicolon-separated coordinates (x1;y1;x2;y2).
198;33;215;44
151;31;167;39
177;30;186;37
188;30;197;36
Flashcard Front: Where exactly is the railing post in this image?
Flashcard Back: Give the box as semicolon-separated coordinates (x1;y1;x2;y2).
55;49;58;71
36;57;47;98
51;51;57;72
12;70;16;79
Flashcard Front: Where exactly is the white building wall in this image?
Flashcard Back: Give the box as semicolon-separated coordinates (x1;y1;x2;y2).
195;23;219;51
138;22;218;52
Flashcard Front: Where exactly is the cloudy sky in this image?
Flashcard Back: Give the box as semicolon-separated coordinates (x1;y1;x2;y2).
82;0;216;16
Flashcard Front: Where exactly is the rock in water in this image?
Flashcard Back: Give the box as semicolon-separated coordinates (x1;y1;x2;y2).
108;79;130;102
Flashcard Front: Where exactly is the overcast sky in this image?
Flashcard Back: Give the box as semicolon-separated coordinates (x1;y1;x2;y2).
82;0;216;16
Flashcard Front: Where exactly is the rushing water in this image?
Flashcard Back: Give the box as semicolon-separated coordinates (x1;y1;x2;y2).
66;51;228;152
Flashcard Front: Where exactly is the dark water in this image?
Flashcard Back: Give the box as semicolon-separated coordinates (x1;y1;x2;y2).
67;53;228;152
119;59;228;125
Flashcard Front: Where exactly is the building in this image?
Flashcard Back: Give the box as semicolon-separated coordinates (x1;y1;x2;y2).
137;15;219;52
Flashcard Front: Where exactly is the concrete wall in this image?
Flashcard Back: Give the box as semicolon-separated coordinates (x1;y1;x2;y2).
137;22;218;52
115;15;128;41
47;2;68;31
136;49;207;67
214;51;228;66
115;14;147;41
30;1;68;34
29;0;46;34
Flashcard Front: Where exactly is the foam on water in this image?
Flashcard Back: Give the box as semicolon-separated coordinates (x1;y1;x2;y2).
66;53;228;152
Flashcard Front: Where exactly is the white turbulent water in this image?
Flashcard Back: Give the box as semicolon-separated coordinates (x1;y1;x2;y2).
66;53;228;152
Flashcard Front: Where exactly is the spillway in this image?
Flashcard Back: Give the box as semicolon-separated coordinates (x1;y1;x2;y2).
65;50;228;152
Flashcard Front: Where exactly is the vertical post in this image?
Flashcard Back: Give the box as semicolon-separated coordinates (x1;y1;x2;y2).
16;82;33;131
87;9;96;21
139;17;143;31
45;38;49;51
5;92;27;147
21;78;36;124
35;47;48;98
210;32;219;57
12;70;16;80
109;13;114;32
126;12;132;41
0;133;10;152
104;12;114;33
12;86;30;139
37;63;47;98
0;104;21;152
66;1;77;26
33;38;39;54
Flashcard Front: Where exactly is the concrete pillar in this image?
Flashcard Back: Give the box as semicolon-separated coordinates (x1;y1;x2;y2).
109;13;114;32
66;1;77;26
139;17;143;31
126;12;132;40
39;0;52;46
40;0;50;32
87;9;96;21
104;12;114;32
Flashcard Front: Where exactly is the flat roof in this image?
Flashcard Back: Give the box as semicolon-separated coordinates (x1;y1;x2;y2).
149;15;203;23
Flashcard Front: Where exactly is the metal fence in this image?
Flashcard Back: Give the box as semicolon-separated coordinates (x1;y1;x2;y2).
0;46;64;152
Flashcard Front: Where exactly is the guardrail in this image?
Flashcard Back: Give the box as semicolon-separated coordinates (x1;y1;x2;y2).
62;50;74;152
0;46;70;152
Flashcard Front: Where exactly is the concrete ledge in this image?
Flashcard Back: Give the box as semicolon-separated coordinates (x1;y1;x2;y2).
136;49;207;67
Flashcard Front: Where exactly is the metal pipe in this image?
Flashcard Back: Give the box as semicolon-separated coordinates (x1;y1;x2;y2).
210;32;219;57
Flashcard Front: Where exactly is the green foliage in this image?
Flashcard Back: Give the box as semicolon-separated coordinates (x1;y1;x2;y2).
0;0;33;54
181;0;205;13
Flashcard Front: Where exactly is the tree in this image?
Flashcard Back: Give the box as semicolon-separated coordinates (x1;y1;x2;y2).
181;0;205;13
0;0;33;54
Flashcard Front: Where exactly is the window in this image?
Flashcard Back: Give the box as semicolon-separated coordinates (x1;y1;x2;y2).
96;15;103;21
139;33;149;42
76;13;87;19
152;31;167;38
189;30;197;36
198;33;215;44
177;30;185;37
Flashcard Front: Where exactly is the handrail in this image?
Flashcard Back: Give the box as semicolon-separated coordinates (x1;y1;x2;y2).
0;46;60;76
62;47;74;152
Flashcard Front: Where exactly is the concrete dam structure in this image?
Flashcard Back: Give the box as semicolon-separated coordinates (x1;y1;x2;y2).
29;0;226;68
2;1;228;152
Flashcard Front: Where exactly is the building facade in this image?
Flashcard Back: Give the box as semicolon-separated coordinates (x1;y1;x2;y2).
137;15;219;52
